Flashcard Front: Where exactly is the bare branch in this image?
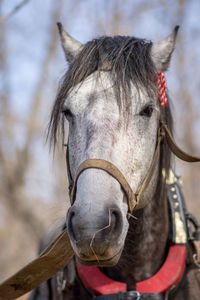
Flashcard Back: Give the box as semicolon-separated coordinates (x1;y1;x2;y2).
0;0;30;24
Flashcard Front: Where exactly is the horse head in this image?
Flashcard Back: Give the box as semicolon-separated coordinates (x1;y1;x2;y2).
49;25;178;266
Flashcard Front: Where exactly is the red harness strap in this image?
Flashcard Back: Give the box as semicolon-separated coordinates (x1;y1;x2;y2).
76;245;186;296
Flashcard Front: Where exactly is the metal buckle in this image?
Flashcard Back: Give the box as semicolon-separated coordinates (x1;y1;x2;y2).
193;253;200;269
56;270;67;295
127;290;141;300
186;213;200;241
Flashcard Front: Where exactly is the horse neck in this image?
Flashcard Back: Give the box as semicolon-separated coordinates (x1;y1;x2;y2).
104;178;169;290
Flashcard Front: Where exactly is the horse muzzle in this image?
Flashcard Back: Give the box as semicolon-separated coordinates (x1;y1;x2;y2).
67;204;125;266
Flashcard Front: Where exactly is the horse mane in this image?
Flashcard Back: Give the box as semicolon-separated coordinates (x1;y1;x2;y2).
48;34;173;176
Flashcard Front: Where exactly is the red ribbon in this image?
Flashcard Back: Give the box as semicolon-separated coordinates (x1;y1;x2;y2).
155;72;167;107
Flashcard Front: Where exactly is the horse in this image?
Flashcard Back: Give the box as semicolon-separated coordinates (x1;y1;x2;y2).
30;24;200;300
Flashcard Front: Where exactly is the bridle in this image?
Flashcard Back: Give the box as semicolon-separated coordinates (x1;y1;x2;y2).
67;124;162;212
66;120;200;213
66;120;200;299
1;121;199;300
1;88;200;300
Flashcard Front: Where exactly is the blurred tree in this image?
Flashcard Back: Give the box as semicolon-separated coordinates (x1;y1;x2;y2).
0;1;199;295
0;0;65;281
0;0;30;24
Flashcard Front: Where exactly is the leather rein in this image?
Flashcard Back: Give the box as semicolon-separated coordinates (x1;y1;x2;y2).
67;120;200;213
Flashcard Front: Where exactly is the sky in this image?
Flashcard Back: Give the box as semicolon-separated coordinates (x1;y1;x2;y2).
1;0;200;113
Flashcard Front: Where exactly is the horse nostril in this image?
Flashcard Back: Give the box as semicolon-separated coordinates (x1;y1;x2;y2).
111;211;117;228
110;208;123;237
67;208;77;242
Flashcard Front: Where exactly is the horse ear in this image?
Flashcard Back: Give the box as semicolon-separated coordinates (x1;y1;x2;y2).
151;26;179;71
57;22;83;62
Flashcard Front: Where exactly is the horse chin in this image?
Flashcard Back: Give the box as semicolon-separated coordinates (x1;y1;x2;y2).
75;248;123;267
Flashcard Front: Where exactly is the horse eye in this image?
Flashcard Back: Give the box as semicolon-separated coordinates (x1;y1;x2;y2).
139;105;154;117
62;108;73;119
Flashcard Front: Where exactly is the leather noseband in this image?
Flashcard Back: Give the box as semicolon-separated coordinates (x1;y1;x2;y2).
67;121;200;213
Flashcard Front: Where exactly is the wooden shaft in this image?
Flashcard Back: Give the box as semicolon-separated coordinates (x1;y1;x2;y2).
0;229;74;300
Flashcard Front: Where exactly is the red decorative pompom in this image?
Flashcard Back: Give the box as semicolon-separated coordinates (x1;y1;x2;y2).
155;72;167;107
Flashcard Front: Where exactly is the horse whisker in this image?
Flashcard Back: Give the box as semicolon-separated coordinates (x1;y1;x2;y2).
127;213;138;220
89;208;114;264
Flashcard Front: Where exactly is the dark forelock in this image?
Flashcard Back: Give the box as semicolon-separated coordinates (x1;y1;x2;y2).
48;35;171;155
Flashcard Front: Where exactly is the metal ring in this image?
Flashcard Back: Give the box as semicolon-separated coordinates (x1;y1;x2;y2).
135;291;141;300
127;290;141;300
193;253;200;269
